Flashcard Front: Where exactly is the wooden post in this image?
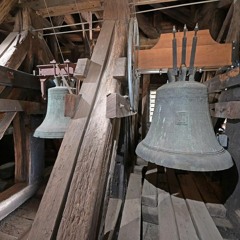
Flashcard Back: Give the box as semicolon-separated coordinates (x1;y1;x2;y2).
141;74;150;138
28;1;129;239
224;120;240;211
13;113;28;183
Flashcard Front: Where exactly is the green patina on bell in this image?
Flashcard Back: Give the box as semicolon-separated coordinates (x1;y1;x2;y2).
136;81;233;171
34;87;70;139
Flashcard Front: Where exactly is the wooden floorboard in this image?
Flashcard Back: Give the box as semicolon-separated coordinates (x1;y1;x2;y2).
167;169;199;240
118;173;142;240
178;174;223;240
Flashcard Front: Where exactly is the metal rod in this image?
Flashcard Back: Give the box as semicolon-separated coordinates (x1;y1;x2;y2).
43;28;100;36
128;18;134;111
181;24;187;66
134;0;220;14
172;26;177;75
33;20;103;32
189;23;199;76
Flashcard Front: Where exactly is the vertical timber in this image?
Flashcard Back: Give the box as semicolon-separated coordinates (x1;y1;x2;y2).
28;0;129;239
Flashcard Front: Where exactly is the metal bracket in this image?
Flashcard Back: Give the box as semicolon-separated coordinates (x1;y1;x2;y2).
37;60;77;99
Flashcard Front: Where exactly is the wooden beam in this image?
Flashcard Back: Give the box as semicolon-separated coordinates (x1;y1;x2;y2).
113;57;127;81
118;174;142;240
0;66;40;90
0;0;17;24
135;0;178;5
0;99;45;114
150;3;195;29
141;74;150;138
142;165;158;207
226;0;240;42
216;3;233;42
209;101;240;119
28;20;116;240
13;113;28;183
137;13;159;39
218;0;233;9
205;67;240;93
166;170;199;240
25;1;102;17
0;31;29;69
106;93;133;119
219;87;240;102
178;174;223;240
57;2;130;239
138;30;232;71
64;94;81;118
0;112;17;140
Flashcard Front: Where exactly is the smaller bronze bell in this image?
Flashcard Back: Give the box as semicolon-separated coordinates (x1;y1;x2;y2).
136;81;233;172
34;87;70;139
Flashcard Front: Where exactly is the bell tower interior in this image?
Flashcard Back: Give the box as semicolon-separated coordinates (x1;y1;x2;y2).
0;0;239;239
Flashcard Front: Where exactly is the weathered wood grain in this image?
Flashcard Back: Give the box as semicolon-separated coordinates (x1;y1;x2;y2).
22;0;102;17
178;174;223;240
158;189;179;240
138;30;232;70
0;66;40;90
226;0;240;42
104;198;122;239
28;20;115;240
106;93;132;118
57;16;129;240
13;113;28;183
205;67;240;93
142;221;159;240
118;173;142;240
167;169;199;240
192;173;226;218
0;0;17;24
209;101;240;119
142;164;158;207
0;112;16;140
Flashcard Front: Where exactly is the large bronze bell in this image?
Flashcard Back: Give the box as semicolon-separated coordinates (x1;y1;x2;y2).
34;87;70;139
136;81;233;171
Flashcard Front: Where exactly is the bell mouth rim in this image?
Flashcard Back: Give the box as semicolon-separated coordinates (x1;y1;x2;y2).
140;141;226;156
136;142;233;171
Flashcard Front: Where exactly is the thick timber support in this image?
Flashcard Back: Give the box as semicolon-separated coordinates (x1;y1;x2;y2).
57;1;130;239
28;0;129;239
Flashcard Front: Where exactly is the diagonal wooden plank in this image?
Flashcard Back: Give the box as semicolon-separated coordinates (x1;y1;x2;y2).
0;112;16;140
27;20;115;240
56;2;130;239
0;0;17;24
0;31;29;69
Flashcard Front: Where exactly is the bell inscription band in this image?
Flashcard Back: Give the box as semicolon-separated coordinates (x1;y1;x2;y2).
34;87;70;139
136;81;233;171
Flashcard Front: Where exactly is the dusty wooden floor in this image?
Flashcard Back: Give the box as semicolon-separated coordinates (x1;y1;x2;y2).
115;158;240;240
0;179;47;240
0;160;240;240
